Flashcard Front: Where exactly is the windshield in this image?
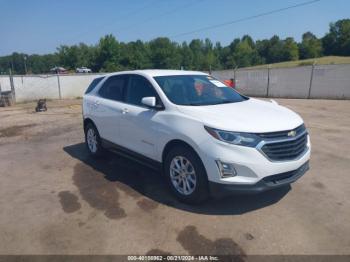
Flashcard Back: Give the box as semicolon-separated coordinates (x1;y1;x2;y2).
154;75;248;106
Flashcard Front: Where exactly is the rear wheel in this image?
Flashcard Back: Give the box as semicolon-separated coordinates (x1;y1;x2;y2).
164;146;209;204
85;123;104;157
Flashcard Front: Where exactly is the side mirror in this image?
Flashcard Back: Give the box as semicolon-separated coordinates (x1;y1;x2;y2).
141;97;157;108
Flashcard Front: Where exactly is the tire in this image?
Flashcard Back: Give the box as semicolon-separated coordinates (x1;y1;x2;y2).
84;123;104;157
164;146;209;204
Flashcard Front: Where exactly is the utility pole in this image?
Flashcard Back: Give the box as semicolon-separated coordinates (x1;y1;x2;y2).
9;68;16;103
266;64;271;97
24;56;28;75
308;61;316;99
57;72;62;99
11;59;14;74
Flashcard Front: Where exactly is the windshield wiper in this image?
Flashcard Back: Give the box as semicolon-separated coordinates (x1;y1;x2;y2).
183;100;234;106
187;103;202;106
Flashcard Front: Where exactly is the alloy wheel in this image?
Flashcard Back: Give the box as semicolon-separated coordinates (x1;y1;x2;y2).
86;128;98;153
170;156;197;195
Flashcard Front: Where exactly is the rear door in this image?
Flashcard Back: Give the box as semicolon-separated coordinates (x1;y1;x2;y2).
93;74;129;145
83;77;104;117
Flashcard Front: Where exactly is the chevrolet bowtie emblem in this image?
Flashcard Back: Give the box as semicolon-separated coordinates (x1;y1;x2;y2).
288;130;297;137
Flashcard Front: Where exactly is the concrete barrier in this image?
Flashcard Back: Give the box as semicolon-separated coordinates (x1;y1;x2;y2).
268;66;312;98
0;76;12;91
211;70;235;81
235;69;268;97
212;64;350;99
310;64;350;99
13;75;59;101
59;74;104;99
1;73;104;102
1;64;350;102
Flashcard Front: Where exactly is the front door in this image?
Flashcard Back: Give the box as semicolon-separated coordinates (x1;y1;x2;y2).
119;75;162;159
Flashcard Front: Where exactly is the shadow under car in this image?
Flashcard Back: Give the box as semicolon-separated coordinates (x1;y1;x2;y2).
63;143;291;215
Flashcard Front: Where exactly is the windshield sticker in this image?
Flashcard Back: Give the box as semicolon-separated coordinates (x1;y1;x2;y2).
210;80;227;87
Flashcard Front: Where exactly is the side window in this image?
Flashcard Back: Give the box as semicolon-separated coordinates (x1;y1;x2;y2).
85;77;103;94
98;75;128;101
125;75;158;106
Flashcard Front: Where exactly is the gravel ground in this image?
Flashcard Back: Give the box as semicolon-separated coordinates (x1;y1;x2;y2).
0;98;349;257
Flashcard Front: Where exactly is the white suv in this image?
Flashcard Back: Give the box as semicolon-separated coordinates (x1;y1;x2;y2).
76;67;92;73
83;70;310;203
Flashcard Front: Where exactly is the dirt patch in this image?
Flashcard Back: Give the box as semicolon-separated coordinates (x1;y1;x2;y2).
137;198;159;212
244;233;254;241
177;225;246;258
58;191;82;213
42;164;52;170
73;163;126;220
312;182;326;189
0;124;36;138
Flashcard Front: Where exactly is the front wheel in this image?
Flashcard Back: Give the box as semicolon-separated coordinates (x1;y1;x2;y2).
84;123;104;157
164;146;209;204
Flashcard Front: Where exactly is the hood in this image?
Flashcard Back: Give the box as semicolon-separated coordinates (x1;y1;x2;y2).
176;98;303;133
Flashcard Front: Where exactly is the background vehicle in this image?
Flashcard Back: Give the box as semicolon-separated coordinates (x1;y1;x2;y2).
82;70;311;203
76;67;92;73
50;66;67;74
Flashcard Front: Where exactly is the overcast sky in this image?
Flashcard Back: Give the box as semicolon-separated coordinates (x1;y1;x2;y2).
0;0;349;55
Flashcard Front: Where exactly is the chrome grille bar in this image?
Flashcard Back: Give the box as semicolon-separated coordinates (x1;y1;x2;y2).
256;126;308;161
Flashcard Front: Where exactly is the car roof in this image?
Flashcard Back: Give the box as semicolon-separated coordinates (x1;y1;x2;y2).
105;69;208;78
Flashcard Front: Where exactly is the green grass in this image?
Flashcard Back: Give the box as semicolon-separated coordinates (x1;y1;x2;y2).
245;56;350;69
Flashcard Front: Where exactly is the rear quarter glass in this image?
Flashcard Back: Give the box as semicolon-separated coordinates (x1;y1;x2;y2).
85;77;104;94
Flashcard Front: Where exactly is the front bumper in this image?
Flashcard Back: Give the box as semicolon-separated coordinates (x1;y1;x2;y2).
197;133;311;184
209;161;309;197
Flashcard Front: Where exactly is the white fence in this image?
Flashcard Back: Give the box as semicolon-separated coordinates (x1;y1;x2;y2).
1;64;350;102
0;73;105;102
211;64;350;99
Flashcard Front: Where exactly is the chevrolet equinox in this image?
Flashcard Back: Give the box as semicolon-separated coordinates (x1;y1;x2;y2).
83;70;311;203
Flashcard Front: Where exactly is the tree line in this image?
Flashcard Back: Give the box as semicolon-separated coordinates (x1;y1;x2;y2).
0;19;349;75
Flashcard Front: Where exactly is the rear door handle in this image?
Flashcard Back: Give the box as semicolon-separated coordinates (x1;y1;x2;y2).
122;108;129;114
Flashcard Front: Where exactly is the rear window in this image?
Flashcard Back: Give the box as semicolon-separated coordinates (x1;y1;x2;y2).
85;77;104;94
98;75;128;102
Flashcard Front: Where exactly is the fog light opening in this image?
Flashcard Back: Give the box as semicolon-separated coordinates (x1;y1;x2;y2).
216;160;237;178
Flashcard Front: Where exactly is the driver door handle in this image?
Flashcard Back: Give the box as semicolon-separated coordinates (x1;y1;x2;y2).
122;108;129;114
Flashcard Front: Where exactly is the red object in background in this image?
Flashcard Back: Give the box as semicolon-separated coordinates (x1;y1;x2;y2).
223;79;235;88
195;81;204;94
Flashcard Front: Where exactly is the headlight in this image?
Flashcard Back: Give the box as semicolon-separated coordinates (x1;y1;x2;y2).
204;126;261;147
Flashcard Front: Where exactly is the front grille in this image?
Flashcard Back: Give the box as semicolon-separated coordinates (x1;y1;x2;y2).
259;131;308;161
258;124;306;139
